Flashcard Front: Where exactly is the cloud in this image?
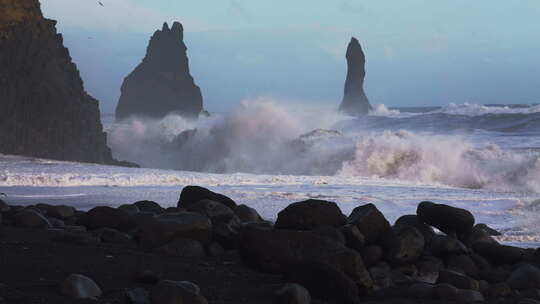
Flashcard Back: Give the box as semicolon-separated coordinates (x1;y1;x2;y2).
229;0;252;21
40;0;210;33
339;0;365;15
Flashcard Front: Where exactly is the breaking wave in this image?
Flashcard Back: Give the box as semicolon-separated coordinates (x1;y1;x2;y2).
103;99;540;193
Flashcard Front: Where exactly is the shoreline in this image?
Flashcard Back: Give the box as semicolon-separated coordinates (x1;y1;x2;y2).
2;185;540;303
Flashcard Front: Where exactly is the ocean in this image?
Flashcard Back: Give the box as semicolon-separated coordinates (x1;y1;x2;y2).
1;101;539;246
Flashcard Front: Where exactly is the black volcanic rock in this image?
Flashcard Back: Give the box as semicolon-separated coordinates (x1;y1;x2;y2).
339;37;372;116
115;21;203;120
0;0;124;165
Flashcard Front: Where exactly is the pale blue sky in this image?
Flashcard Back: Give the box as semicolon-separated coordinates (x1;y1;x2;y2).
41;0;540;113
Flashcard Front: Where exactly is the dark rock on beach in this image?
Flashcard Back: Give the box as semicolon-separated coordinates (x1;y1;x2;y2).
417;201;475;241
115;21;204;120
274;199;347;230
348;203;391;244
178;185;237;210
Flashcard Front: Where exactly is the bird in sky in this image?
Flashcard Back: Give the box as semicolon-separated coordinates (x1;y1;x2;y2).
98;1;104;6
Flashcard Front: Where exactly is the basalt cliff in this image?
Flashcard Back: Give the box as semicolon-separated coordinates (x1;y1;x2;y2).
115;22;204;120
0;0;130;165
339;37;372;116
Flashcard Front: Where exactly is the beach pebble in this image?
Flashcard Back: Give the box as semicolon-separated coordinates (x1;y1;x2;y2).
60;274;102;299
274;283;311;304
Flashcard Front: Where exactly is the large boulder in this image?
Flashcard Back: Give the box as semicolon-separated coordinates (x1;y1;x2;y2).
437;270;479;291
430;235;468;256
234;204;262;223
416;201;474;241
507;264;540;290
46;205;76;219
240;226;373;290
286;262;361;304
133;201;163;214
185;199;235;223
13;209;50;229
394;214;436;243
348;203;390;244
379;225;425;264
472;242;525;265
80;206;136;232
137;212;212;249
275;199;346;230
178;186;237;210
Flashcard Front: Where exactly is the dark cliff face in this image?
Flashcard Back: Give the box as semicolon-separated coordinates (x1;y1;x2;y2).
339;37;372;116
115;22;203;120
0;0;122;165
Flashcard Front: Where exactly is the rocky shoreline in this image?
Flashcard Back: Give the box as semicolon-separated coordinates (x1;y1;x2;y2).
1;186;539;304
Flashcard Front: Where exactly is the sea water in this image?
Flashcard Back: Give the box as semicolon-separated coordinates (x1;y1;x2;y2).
1;101;539;246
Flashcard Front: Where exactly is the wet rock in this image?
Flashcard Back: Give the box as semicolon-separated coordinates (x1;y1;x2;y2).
46;205;76;219
348;203;390;244
0;199;10;212
339;37;372;116
468;225;499;246
417;201;475;241
430;235;469;256
433;283;459;301
178;186;237;210
52;231;99;246
475;223;502;236
415;256;443;284
133;201;163;214
154;239;205;257
286;262;361;304
486;282;512;298
407;282;434;299
362;245;383;267
80;206;136;232
446;254;479;278
274;283;311;304
240;227;373;290
473;242;525;265
508;264;540;290
456;289;484;302
118;204;140;215
437;269;479;290
60;274;102;299
341;224;365;251
137;212;212;249
150;280;207;304
13;210;50;229
395;214;436;243
93;228;132;244
380;225;424;264
234;204;262;223
275;199;346;230
126;288;150;304
186;199;235;223
116;21;203;120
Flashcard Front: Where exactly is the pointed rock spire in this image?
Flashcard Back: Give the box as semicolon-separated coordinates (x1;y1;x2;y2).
339;37;372;116
115;21;203;120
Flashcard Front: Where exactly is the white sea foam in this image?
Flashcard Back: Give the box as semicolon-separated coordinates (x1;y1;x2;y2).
437;103;540;116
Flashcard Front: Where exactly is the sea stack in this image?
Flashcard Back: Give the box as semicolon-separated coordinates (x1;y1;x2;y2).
115;22;204;120
0;0;120;164
339;37;372;116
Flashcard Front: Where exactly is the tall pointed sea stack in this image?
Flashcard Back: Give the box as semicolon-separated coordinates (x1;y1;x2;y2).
0;0;122;164
115;22;203;120
339;37;372;116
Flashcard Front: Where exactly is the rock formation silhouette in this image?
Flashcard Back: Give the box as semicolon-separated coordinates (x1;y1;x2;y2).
339;37;372;116
115;22;204;120
0;0;130;165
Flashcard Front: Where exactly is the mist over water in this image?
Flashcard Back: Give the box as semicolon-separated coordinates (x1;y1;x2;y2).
106;99;540;193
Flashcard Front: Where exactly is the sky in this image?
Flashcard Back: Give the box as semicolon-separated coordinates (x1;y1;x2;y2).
40;0;540;113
